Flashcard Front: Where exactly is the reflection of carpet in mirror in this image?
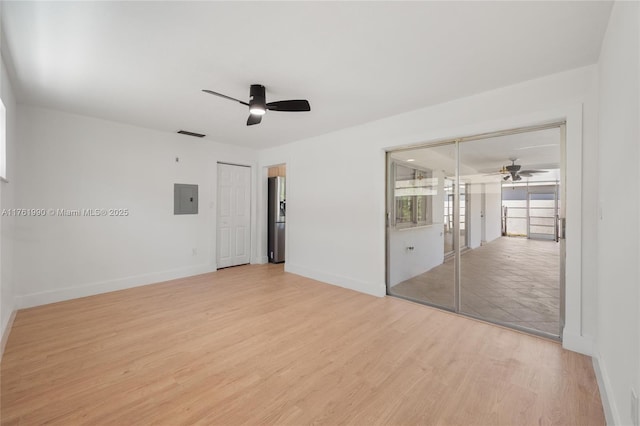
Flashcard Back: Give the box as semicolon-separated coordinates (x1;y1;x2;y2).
391;237;560;336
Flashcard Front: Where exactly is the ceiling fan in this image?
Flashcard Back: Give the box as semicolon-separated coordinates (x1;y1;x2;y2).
500;158;547;181
202;84;311;126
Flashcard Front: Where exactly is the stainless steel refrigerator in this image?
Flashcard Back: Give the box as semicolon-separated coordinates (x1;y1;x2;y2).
268;176;286;263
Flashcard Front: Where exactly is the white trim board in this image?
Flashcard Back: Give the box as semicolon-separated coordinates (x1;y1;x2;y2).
15;264;217;309
286;262;386;298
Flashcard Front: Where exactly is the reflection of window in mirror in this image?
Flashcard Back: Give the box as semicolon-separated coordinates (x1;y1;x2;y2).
394;163;434;229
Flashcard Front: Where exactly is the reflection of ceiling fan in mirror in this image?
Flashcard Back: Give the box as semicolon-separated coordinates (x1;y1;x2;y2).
501;158;547;181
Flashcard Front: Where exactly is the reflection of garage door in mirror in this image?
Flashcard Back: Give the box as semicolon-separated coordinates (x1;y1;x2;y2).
387;124;564;339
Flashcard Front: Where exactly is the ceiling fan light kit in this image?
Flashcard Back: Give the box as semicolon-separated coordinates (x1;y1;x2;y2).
248;84;267;116
202;84;311;126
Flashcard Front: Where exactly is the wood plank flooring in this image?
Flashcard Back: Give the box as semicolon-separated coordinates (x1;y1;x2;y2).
1;264;604;425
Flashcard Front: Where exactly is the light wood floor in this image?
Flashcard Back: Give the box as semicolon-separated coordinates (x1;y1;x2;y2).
1;264;604;425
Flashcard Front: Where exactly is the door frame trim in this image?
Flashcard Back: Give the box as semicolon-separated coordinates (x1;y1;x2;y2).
217;161;251;168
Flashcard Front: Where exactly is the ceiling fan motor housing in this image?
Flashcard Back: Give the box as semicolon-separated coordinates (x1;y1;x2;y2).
202;83;310;126
249;84;267;113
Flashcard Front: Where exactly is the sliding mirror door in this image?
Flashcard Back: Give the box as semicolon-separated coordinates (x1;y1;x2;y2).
387;143;457;310
386;124;564;339
457;128;562;337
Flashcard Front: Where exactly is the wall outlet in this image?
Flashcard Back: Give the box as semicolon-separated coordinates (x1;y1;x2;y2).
598;201;604;220
632;388;639;426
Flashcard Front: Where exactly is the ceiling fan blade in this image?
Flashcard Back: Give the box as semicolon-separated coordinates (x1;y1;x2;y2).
519;172;534;177
503;175;511;181
519;169;547;174
202;89;250;106
266;100;311;112
247;114;262;126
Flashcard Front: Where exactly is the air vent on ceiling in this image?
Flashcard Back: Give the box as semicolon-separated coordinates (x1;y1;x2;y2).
177;130;206;138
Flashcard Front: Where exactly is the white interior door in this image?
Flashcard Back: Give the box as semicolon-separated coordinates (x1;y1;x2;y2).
217;163;251;268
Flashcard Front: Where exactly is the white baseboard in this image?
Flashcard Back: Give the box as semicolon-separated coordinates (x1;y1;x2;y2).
562;329;594;356
592;353;620;425
1;309;17;360
15;264;218;309
285;263;385;297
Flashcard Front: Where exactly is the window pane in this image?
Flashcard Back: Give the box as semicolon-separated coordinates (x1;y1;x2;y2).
394;163;434;227
396;196;413;223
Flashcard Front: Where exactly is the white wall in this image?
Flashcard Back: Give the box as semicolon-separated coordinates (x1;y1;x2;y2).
595;2;640;424
389;226;444;287
389;168;445;287
14;106;258;308
259;65;598;353
484;182;503;243
0;54;17;351
468;184;481;249
446;180;501;250
387;168;503;286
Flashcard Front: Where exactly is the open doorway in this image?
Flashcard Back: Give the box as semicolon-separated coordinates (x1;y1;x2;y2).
444;180;469;256
267;164;286;263
386;124;564;339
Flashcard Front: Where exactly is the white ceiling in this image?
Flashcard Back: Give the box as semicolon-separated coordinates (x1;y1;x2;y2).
1;1;612;149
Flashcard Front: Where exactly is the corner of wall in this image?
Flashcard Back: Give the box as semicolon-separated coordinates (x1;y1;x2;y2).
1;46;18;362
562;330;594;356
592;351;621;426
0;307;16;359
